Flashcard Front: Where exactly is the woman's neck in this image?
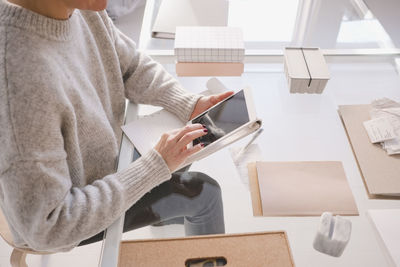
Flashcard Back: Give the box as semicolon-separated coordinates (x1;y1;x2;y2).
7;0;73;19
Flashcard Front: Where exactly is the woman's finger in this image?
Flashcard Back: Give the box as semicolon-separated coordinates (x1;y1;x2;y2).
210;91;234;105
173;123;204;142
182;143;204;158
177;128;208;149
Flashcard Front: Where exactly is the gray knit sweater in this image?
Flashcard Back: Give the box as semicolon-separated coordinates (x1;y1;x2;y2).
0;1;201;252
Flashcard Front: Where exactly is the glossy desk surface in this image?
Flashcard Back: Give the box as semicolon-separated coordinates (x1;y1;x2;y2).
100;1;400;266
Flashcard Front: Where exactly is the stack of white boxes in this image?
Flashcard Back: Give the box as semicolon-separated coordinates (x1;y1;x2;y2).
284;47;330;94
174;27;245;76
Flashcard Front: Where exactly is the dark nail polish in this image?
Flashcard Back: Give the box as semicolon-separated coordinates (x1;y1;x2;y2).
203;129;208;133
202;124;207;128
201;143;205;147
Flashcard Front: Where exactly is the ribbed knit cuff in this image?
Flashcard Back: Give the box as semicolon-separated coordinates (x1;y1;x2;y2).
154;85;203;122
116;148;171;206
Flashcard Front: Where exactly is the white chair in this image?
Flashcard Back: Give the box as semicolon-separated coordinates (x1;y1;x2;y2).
0;209;50;267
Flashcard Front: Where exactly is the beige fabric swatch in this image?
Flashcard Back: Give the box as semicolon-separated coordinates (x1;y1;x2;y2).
256;161;359;216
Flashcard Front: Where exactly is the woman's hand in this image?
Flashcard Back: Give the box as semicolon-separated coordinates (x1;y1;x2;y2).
190;91;234;120
154;124;208;172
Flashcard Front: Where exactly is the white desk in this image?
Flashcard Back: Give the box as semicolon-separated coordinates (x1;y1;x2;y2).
100;1;400;266
100;55;400;267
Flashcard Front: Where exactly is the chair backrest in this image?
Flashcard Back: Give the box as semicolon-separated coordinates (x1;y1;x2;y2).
0;207;16;247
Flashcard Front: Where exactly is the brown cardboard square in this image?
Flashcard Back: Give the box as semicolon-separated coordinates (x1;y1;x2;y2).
248;161;358;216
339;105;400;198
176;62;244;76
257;161;358;216
118;231;294;267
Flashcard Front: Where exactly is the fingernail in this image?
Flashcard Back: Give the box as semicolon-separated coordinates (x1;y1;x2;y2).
201;143;205;147
203;129;208;133
202;124;206;128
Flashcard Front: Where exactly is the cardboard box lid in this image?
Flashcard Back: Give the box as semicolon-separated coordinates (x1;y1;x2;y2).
284;48;310;80
339;104;400;198
301;48;330;80
119;231;294;267
284;47;330;91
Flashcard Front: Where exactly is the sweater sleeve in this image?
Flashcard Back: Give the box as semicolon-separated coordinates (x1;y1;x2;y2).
0;35;172;250
0;149;170;252
107;16;202;122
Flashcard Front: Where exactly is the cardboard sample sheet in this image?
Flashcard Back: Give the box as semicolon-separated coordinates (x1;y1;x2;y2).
176;62;244;76
339;105;400;198
118;232;294;267
248;161;359;216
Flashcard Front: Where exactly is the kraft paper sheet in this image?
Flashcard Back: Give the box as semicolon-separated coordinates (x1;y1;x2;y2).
248;161;358;216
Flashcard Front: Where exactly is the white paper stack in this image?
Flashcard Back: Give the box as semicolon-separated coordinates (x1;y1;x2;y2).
284;47;330;94
367;98;400;155
174;27;245;76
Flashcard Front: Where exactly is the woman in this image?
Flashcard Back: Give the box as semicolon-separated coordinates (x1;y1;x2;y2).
0;0;231;252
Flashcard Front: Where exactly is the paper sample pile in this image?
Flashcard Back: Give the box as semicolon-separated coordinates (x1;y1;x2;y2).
174;27;245;76
364;98;400;155
339;104;400;198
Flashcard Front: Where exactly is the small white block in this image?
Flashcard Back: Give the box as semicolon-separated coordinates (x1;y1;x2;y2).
283;47;330;94
313;212;352;257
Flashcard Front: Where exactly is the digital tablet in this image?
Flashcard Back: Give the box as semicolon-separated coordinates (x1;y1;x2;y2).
188;88;257;147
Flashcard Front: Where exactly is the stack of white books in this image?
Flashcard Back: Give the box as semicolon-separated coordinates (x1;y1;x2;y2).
174;27;245;76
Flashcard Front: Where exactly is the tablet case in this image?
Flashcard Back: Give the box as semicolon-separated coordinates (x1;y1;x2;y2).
122;87;261;169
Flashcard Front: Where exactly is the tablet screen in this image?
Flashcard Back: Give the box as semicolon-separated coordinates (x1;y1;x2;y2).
192;90;250;147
